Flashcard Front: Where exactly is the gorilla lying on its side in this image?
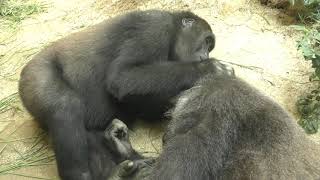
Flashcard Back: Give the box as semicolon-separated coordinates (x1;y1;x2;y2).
19;10;234;180
89;119;144;180
109;70;320;180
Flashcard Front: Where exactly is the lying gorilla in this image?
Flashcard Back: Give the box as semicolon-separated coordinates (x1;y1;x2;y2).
108;72;320;180
89;119;143;179
19;10;233;179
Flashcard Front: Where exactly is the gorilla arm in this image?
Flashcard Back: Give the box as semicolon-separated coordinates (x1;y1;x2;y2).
106;59;218;101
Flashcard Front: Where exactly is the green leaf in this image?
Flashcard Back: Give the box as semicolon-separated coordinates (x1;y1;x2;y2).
289;0;296;5
297;88;320;134
301;45;315;59
298;117;319;134
291;25;308;31
305;0;320;6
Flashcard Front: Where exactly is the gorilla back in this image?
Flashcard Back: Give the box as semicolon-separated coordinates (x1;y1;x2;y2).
19;10;221;180
159;75;320;179
110;74;320;180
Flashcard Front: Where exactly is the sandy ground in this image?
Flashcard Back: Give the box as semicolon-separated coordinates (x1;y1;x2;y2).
0;0;319;179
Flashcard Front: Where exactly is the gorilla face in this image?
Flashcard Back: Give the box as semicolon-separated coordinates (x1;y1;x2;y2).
173;17;215;62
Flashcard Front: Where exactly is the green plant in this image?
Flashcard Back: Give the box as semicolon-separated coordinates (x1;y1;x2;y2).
293;0;320;133
293;25;320;79
0;132;56;179
289;0;320;6
0;92;19;114
0;0;47;28
297;89;320;133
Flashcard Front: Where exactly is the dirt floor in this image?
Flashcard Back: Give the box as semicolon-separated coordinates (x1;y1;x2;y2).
1;0;320;179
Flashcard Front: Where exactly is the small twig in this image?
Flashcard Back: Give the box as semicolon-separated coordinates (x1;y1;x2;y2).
257;13;271;25
148;128;160;155
0;31;18;45
9;144;24;158
0;136;42;143
219;60;311;85
218;60;264;72
139;151;160;155
0;144;7;155
2;173;56;180
0;120;14;122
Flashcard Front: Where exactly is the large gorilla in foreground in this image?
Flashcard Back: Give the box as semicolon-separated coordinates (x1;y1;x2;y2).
19;10;233;180
109;72;320;180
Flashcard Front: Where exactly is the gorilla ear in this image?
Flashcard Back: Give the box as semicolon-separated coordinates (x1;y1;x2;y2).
182;18;195;28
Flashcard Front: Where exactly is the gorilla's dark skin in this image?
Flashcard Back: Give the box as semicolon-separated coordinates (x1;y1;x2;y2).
109;74;320;180
18;10;229;180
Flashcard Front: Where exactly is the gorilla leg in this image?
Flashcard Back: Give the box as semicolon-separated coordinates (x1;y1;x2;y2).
49;104;91;180
19;58;97;180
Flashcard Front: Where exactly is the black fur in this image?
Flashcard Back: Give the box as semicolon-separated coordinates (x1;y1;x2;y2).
18;10;229;180
109;73;320;180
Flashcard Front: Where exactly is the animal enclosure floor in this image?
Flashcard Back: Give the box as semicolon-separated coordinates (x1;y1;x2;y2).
0;0;319;179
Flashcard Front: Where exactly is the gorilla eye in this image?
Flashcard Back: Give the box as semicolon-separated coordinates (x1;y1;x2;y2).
182;18;195;27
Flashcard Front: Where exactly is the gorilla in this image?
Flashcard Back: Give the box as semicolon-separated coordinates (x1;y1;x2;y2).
108;70;320;180
19;10;232;180
88;119;143;179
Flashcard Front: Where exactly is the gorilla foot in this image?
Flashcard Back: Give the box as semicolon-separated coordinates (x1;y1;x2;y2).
105;119;129;140
104;119;133;159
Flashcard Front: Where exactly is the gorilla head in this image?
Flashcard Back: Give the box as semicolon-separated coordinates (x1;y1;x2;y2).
172;15;215;62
